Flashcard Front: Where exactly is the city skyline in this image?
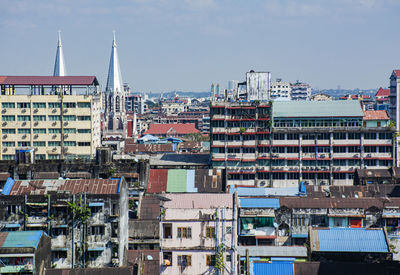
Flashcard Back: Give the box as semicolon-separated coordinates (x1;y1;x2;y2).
1;0;399;92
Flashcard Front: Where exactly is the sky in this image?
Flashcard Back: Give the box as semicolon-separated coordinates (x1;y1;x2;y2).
1;0;399;93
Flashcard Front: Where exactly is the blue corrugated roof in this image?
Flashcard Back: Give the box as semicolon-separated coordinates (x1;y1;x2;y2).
1;178;15;195
88;202;104;207
240;198;280;209
316;228;389;253
1;231;43;249
231;187;300;197
252;262;293;275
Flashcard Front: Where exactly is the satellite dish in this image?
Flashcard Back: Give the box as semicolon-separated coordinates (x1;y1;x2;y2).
273;222;278;228
147;255;153;260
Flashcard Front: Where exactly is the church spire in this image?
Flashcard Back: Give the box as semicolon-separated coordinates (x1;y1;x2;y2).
53;31;66;76
106;31;123;93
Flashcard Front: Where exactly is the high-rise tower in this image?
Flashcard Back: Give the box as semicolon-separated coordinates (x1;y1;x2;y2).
104;32;127;138
53;31;66;76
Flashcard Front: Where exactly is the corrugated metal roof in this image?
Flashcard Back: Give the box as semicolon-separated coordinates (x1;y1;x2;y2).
162;193;233;209
238;246;307;257
6;178;121;195
240;198;280;209
186;170;197;192
147;169;168;193
166;169;187;192
252;262;294;275
231;187;300;197
0;231;43;249
311;228;389;253
273;101;363;118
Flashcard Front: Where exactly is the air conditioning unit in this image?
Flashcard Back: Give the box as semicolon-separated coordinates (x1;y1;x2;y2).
52;122;57;126
52;109;57;113
34;134;38;139
22;122;26;126
64;122;68;126
2;122;6;126
63;109;68;113
64;134;68;138
22;134;27;139
33;109;38;113
367;154;371;157
2;135;7;139
1;109;6;114
21;109;26;113
3;148;7;152
52;135;57;139
52;147;57;152
34;121;39;126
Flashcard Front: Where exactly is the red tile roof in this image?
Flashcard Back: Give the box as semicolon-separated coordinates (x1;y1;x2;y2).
0;76;99;86
394;70;400;77
144;123;199;135
363;110;389;121
375;88;390;97
8;179;120;195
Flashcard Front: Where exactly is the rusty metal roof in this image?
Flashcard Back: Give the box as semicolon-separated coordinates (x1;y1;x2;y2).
7;178;121;195
279;197;391;209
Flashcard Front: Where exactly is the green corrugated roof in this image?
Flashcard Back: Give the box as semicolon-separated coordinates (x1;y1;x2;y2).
167;169;187;192
273;100;364;118
1;230;43;249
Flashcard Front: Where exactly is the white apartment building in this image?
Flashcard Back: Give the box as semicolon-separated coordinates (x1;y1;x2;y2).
290;81;311;100
160;193;237;275
0;76;101;160
270;79;291;100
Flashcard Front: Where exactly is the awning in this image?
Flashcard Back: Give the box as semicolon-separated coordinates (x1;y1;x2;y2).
4;223;20;228
52;248;68;251
88;247;104;251
292;234;308;238
88;202;104;207
52;224;68;228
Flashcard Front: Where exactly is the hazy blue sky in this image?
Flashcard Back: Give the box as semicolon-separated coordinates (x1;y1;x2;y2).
1;0;399;92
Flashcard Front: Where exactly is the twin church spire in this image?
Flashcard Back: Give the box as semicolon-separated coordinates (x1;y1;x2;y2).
53;31;127;137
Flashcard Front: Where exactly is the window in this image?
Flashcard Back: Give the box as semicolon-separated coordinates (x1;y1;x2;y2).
163;223;172;239
348;133;361;139
177;227;192;239
18;129;30;134
287;147;299;153
2;103;15;108
364;133;376;139
163;252;172;266
48;102;61;108
3;155;15;160
48;129;61;134
78;116;91;121
49;115;61;121
78;129;91;133
333;147;346;153
33;115;46;121
2;115;15;121
52;227;67;236
206;226;216;238
48;154;60;160
78;102;91;108
2;142;15;147
33;128;46;134
35;154;45;160
78;142;91;147
64;141;76;147
63;115;76;121
64;128;76;133
90;226;105;235
33;102;46;108
2;129;15;134
48;141;61;147
273;133;285;140
333;133;346;140
17;115;30;121
226;255;232;262
17;102;30;108
206;255;216;266
243;147;255;153
52;251;67;260
177;255;192;266
63;102;76;108
226;226;232;234
33;141;45;147
88;251;101;259
18;142;30;146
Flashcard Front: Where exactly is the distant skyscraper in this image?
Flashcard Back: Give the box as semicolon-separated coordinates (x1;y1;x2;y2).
104;32;127;138
53;31;66;76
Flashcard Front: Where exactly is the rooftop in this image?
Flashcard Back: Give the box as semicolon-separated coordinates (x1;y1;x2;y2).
162;193;233;209
0;231;43;249
0;76;99;86
144;123;199;135
363;110;389;121
149;153;210;166
273;101;364;118
2;178;122;196
310;227;389;253
375;87;390;97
